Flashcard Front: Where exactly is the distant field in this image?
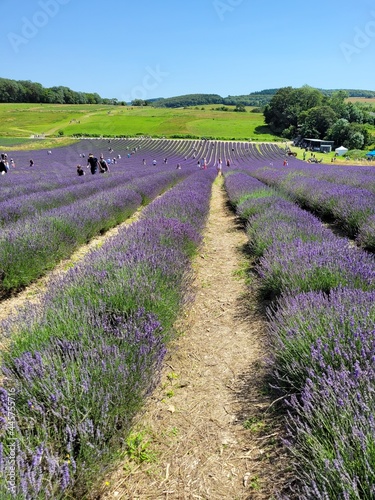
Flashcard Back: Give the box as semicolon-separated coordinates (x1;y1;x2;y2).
346;97;375;104
0;137;39;147
0;103;282;143
0;136;78;151
0;136;78;149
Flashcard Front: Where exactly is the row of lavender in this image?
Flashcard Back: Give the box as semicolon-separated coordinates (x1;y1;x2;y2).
0;138;202;205
0;138;197;203
0;136;241;230
0;138;281;203
248;160;375;250
0;137;274;297
0;169;189;297
0;171;141;227
225;171;375;499
275;157;375;194
0;170;215;498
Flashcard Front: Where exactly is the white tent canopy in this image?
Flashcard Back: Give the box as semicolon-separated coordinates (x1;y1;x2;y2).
335;145;348;156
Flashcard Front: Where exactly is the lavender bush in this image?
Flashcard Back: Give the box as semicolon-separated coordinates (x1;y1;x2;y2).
142;171;215;233
268;287;375;392
257;238;375;299
236;192;280;220
224;172;267;207
1;308;166;499
0;187;142;295
286;362;375;499
249;166;375;240
246;199;331;257
356;213;375;251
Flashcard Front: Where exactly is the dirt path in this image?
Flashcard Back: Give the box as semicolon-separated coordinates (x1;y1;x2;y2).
98;179;288;499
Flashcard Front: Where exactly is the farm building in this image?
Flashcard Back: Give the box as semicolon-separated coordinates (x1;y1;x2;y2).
302;138;335;152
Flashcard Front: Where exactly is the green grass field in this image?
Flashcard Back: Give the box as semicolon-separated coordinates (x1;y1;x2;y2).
0;103;282;143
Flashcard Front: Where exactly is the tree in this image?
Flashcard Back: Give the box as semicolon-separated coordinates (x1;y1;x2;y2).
85;93;102;104
346;102;364;123
348;131;364;150
18;80;44;102
152;94;223;108
300;106;337;138
264;86;324;137
131;99;147;106
326;119;371;149
327;90;350;120
348;123;372;148
264;87;294;134
42;88;58;103
49;87;65;104
234;103;246;112
326;118;350;146
91;93;102;104
0;79;22;102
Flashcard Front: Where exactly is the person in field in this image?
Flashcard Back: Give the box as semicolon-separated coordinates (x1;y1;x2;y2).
226;159;230;168
77;165;85;176
216;158;223;176
99;156;110;173
87;153;99;174
29;159;34;167
0;154;9;174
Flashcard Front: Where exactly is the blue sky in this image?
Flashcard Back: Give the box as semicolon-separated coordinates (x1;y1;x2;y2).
2;0;375;100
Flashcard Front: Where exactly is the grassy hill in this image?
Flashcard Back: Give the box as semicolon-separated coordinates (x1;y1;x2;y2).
0;103;281;143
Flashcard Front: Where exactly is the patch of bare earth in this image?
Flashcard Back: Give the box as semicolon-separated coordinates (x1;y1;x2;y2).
97;179;290;500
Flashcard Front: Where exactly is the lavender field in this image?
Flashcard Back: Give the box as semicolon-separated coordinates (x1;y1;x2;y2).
1;138;375;498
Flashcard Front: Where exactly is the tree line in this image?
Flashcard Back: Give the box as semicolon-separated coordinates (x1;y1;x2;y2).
264;86;375;150
150;88;375;109
149;91;277;107
0;77;117;105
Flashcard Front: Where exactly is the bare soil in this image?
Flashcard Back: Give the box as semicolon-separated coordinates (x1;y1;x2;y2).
96;179;290;500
